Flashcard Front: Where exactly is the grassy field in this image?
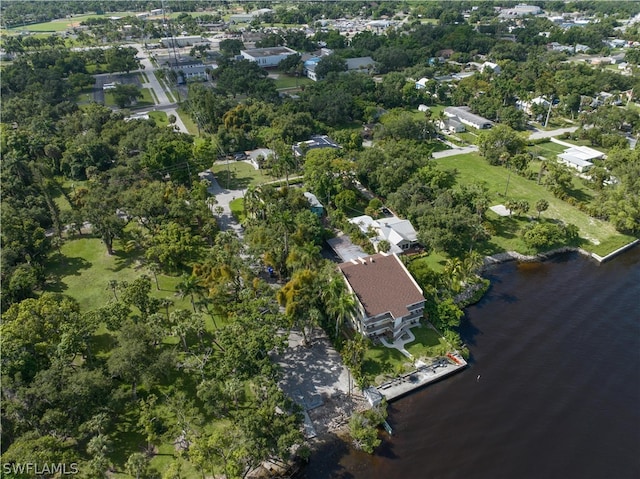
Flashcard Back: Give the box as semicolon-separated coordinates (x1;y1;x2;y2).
273;75;313;89
528;140;566;158
104;87;154;108
435;152;635;255
7;12;140;32
176;107;199;135
149;110;168;127
229;197;246;222
211;161;275;190
45;237;192;313
405;324;448;359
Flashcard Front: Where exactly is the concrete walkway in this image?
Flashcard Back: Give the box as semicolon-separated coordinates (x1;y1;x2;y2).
131;43;189;134
528;126;578;140
379;329;416;358
432;145;479;159
377;352;467;401
200;169;245;238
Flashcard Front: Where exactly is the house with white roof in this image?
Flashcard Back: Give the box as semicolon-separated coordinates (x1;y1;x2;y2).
445;106;493;130
349;215;419;255
240;46;298;67
516;96;550;115
558;146;604;172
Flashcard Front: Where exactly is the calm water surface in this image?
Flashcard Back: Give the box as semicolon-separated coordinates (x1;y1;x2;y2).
304;249;640;479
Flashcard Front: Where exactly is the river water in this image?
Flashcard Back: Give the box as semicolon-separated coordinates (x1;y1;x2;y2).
303;248;640;479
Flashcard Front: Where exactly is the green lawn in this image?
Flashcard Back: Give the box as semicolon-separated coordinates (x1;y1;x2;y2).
362;322;448;384
528;141;566;158
210;161;275;190
229;197;246;222
362;342;410;384
104;88;154;109
45;237;191;313
138;87;155;106
176;107;199;136
273;75;312;89
435;153;635;255
407;251;448;273
148;110;168;127
405;324;449;359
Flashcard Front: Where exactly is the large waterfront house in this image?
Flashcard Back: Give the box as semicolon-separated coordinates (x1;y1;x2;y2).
338;253;426;340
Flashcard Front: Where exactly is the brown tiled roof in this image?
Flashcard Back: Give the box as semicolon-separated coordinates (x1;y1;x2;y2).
338;253;424;319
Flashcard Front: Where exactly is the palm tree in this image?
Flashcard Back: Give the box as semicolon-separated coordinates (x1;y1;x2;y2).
333;292;358;340
286;243;321;271
176;274;204;313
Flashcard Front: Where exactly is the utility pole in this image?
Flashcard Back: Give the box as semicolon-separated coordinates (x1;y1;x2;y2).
544;96;553;128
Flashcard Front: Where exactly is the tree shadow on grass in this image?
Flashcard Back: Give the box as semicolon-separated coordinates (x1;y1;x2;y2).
46;254;92;292
110;249;140;273
91;332;117;357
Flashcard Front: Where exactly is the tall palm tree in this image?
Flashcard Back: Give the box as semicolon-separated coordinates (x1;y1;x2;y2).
286;243;321;271
333;291;358;339
176;274;204;313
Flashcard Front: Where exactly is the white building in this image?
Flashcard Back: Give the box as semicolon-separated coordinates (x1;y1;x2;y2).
499;4;542;18
229;8;273;23
516;96;550;115
445;106;493;130
349;215;419;255
160;36;205;48
558;146;604;172
240;46;298;67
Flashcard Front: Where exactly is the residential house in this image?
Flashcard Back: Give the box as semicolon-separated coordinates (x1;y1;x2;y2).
175;62;212;83
305;54;375;81
293;135;340;157
240;46;298;67
558;145;604;172
349;215;419;254
345;56;376;74
437;117;465;134
304;192;324;217
516;96;550;115
338;253;426;340
445;106;493;130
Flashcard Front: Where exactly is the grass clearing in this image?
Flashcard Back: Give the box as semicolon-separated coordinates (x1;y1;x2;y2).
362;342;410;383
434;152;633;255
138;87;155;106
273;75;313;89
229;197;246;222
176;108;199;135
45;237;191;313
149;110;168;127
405;324;448;360
210;161;275;189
